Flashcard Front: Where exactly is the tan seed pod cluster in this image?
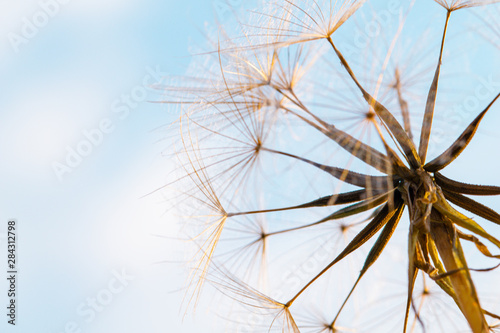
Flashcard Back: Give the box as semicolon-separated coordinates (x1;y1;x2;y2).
160;0;500;332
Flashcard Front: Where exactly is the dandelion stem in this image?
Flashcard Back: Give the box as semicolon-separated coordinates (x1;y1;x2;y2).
424;92;500;172
286;200;400;306
326;36;421;169
262;147;395;188
395;68;413;140
226;189;368;217
419;10;452;163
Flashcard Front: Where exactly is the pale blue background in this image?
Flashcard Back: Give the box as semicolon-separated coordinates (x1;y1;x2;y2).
0;1;499;333
0;1;238;332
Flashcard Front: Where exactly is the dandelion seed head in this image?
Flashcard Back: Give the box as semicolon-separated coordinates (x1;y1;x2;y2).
434;0;500;11
163;0;500;331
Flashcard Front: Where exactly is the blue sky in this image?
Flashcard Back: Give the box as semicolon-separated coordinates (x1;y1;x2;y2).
0;1;235;332
1;1;499;333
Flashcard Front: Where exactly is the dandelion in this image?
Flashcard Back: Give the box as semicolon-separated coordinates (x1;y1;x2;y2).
433;0;500;11
161;0;500;332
